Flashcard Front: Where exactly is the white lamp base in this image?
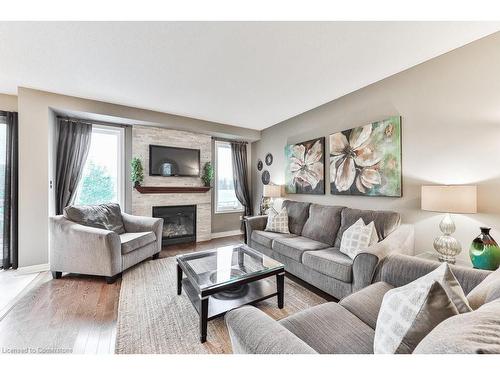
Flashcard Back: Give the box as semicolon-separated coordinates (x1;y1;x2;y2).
433;213;462;264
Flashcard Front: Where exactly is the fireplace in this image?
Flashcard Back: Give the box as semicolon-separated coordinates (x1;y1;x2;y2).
152;205;196;246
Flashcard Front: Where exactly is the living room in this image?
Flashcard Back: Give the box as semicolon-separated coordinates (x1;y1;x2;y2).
1;1;500;373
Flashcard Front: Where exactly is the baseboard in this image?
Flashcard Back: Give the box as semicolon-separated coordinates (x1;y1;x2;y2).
211;230;243;239
16;263;50;275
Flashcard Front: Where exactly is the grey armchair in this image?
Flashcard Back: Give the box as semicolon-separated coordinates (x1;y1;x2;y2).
49;206;163;283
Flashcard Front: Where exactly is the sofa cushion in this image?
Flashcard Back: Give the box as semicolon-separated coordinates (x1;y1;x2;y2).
467;268;500;309
334;208;400;247
272;236;329;262
64;202;126;234
339;282;394;329
413;299;500;354
280;302;375;354
265;207;290;234
301;204;344;245
120;231;156;254
302;248;353;282
282;200;311;235
251;230;297;249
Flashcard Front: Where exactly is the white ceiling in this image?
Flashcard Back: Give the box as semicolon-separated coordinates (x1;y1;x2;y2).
1;22;499;130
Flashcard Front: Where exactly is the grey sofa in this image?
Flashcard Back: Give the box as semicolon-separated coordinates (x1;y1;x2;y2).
225;254;500;354
246;200;414;299
49;204;163;283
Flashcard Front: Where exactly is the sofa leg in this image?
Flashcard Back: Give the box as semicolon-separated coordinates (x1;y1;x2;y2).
105;273;121;284
152;252;160;260
51;271;62;279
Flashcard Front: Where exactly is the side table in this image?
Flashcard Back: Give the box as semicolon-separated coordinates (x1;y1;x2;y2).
415;251;473;268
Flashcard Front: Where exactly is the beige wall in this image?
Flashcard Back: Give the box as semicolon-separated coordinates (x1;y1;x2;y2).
0;93;17;111
17;88;260;267
252;32;500;264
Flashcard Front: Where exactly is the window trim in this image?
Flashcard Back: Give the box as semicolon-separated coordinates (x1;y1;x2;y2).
214;140;244;214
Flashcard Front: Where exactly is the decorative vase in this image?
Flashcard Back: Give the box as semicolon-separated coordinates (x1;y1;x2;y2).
470;227;500;270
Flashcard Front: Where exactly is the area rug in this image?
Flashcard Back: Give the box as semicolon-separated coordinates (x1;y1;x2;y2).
115;256;327;354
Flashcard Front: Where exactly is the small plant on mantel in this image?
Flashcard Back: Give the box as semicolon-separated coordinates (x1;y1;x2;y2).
131;157;144;188
201;162;214;187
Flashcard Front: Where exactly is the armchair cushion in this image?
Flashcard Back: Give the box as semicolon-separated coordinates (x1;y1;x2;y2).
63;202;125;234
120;231;156;254
302;247;353;282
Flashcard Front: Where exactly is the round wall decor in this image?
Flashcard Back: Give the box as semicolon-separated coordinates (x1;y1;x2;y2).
265;153;273;166
261;170;270;185
257;159;263;171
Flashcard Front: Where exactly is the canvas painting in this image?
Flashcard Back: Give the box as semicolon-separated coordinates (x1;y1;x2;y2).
285;137;325;194
329;116;402;197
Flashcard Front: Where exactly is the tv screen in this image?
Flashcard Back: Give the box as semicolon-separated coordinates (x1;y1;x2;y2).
149;145;200;177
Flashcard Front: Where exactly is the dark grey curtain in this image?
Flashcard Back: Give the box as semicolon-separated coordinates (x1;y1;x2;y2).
2;111;19;270
55;118;92;214
230;142;252;216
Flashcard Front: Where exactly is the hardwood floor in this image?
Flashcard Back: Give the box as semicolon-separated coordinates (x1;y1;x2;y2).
0;235;332;354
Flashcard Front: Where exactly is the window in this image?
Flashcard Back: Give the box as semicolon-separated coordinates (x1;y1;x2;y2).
215;141;243;213
0;116;6;250
74;125;125;207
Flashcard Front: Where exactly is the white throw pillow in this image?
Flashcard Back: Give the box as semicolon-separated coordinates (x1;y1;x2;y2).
265;207;290;234
374;263;472;354
339;218;379;259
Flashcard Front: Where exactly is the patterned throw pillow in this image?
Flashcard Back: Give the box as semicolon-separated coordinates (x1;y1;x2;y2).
339;218;378;259
265;207;290;234
374;263;472;354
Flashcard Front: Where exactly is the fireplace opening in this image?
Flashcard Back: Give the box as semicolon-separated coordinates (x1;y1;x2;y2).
152;205;196;246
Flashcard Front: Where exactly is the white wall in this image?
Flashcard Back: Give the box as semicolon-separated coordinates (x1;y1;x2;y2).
0;93;17;111
17;88;260;267
251;32;500;264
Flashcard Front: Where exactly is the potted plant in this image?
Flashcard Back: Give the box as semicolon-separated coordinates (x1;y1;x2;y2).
201;162;214;187
131;157;144;188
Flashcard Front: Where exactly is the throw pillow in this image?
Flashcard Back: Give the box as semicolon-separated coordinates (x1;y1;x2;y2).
374;263;472;354
467;268;500;309
265;207;290;234
63;202;126;234
339;218;379;259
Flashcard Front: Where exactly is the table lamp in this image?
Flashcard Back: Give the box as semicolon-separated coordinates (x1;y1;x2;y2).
421;185;477;263
261;184;281;215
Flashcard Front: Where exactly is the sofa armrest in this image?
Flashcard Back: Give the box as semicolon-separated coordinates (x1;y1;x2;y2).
225;306;317;354
49;215;122;277
244;215;268;245
352;224;415;292
121;212;163;254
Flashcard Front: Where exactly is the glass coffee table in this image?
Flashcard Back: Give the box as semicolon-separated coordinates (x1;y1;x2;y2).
176;244;285;343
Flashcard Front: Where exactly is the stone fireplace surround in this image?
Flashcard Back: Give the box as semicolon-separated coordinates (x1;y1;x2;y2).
131;125;212;242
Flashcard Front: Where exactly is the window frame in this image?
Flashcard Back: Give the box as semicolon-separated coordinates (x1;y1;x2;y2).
74;124;125;208
214;140;244;214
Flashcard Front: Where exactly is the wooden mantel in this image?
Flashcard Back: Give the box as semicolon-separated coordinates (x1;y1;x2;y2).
135;186;211;194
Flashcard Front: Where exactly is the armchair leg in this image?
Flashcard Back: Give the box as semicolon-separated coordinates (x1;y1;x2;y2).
51;271;62;279
105;273;122;284
152;252;160;260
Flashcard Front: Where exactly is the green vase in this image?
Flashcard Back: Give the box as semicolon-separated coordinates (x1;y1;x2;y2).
470;227;500;270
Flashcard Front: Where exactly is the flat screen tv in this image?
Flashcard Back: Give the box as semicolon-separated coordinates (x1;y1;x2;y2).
149;145;200;177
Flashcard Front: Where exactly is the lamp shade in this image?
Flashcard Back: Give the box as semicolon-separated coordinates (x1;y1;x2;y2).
421;185;477;214
263;184;281;198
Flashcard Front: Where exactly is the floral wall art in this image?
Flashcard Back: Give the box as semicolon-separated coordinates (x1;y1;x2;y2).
285;137;325;194
329;116;402;197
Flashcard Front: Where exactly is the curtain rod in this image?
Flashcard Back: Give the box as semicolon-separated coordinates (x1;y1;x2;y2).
56;116;129;128
213;136;248;145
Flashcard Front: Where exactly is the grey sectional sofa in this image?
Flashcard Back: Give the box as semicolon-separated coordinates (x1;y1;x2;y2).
245;200;414;299
225;254;500;354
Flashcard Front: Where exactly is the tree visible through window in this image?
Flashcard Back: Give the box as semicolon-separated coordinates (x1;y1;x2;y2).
74;125;124;207
215;141;243;213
